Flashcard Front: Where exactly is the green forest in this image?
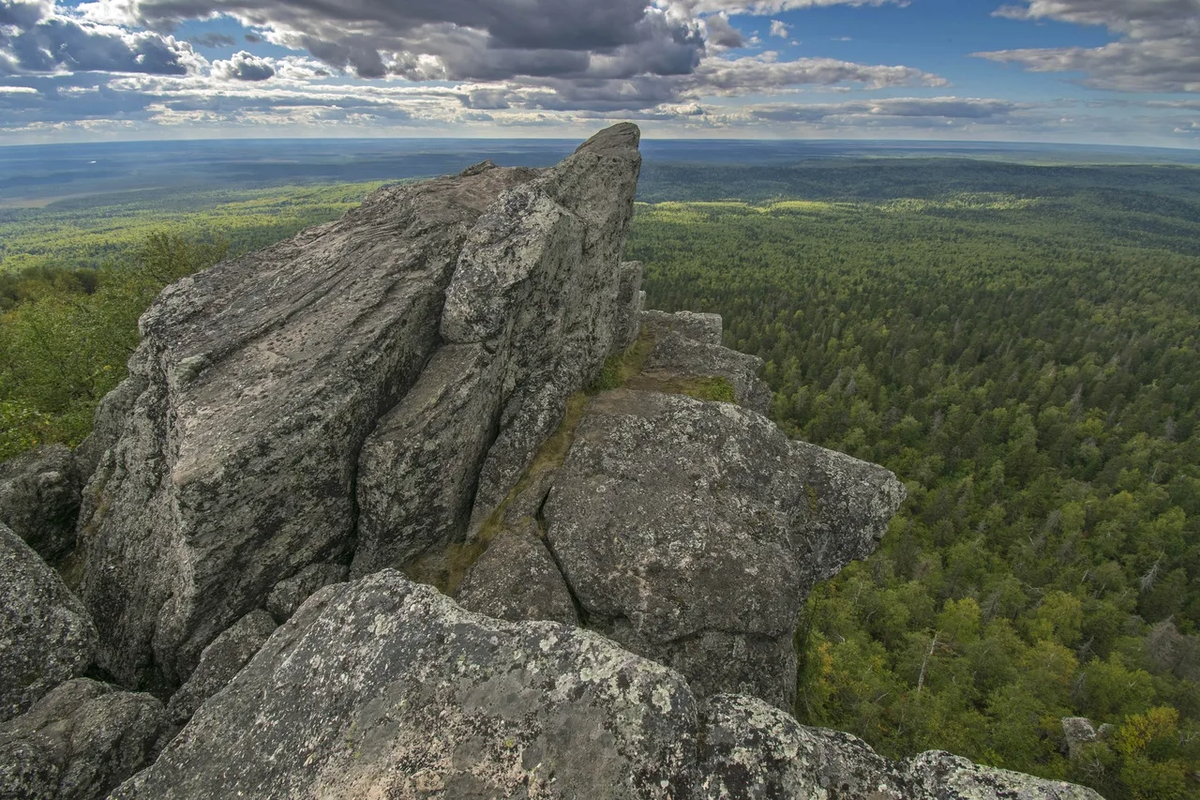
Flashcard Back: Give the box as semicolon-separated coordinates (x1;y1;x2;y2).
2;160;1199;798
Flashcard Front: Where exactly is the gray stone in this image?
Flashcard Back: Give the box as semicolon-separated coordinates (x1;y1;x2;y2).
612;261;645;353
1061;717;1099;761
0;679;166;800
110;571;700;800
639;327;772;415
165;609;277;725
352;344;504;576
699;694;830;799
543;390;904;709
73;375;145;484
104;571;1101;800
0;445;81;565
76;143;546;690
0;523;95;723
907;751;1103;799
641;309;724;346
265;563;348;622
455;521;579;626
353;123;643;576
701;695;1102;800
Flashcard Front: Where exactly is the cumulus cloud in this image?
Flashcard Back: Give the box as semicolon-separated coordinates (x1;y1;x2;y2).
0;1;203;76
770;19;790;37
212;49;275;80
0;0;964;138
977;0;1200;92
666;0;906;13
704;13;746;48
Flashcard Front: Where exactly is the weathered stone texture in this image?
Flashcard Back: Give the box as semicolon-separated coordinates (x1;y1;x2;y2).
543;389;903;709
0;523;95;723
111;572;699;800
0;679;165;800
265;562;348;623
77;146;552;689
455;521;579;625
164;609;276;725
0;445;81;564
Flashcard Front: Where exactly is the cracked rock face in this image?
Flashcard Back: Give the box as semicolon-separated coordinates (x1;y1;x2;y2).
164;609;277;726
0;522;96;723
76;124;640;691
455;521;579;626
107;572;1101;800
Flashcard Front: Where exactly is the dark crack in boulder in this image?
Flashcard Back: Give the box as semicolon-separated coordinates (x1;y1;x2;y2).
0;523;95;723
543;389;903;709
265;563;348;623
164;609;277;725
110;571;699;800
455;521;579;625
0;445;82;565
0;679;166;800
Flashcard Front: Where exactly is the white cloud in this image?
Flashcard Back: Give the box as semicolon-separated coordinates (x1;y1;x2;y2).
978;0;1200;92
770;19;789;38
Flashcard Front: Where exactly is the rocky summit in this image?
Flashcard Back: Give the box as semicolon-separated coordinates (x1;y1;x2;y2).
0;124;1103;799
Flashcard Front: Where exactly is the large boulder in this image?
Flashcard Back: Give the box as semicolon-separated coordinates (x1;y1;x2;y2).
111;571;699;799
109;572;1101;800
77;124;641;691
0;445;81;564
0;679;166;800
455;521;579;626
0;523;95;723
542;389;904;709
701;694;1103;800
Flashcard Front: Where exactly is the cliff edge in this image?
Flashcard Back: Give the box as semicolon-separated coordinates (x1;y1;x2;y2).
0;124;1101;800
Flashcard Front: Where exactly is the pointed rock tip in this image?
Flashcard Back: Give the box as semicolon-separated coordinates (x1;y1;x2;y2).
574;122;641;155
459;159;499;177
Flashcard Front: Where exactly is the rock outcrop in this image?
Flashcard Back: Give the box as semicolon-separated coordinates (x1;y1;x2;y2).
0;523;95;723
77;124;642;690
0;124;1105;799
0;679;166;800
541;388;902;709
110;572;1101;800
454;521;579;626
0;444;81;564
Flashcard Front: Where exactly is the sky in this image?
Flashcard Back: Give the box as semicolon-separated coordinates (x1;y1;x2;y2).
1;0;1199;146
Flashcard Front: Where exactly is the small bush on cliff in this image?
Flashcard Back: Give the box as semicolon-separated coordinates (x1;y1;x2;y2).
0;232;226;459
